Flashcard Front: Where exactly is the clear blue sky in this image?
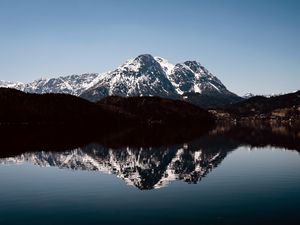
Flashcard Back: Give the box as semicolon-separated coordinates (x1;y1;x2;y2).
0;0;299;95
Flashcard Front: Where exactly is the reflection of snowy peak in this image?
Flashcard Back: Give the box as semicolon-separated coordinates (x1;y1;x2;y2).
0;54;239;104
0;144;227;190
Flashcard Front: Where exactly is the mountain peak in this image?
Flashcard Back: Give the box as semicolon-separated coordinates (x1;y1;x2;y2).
118;54;159;73
134;54;155;62
132;54;160;70
183;60;212;76
184;60;201;67
80;54;177;100
183;61;201;72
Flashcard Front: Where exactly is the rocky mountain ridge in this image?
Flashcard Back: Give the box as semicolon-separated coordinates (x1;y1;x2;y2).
0;54;241;106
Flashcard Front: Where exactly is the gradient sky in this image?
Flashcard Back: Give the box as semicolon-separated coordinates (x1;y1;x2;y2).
0;0;299;95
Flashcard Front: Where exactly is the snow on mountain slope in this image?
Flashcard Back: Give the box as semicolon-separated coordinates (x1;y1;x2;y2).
0;80;25;90
243;93;255;99
23;73;102;96
154;56;175;76
81;54;238;101
169;61;232;96
80;54;178;101
0;54;240;104
0;73;103;96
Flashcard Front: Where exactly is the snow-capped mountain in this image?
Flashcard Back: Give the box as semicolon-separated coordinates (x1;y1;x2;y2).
81;54;238;101
242;91;298;99
26;73;102;95
25;74;100;95
81;54;178;101
0;73;102;96
0;54;240;105
0;143;227;190
0;80;25;90
169;61;233;95
243;93;255;99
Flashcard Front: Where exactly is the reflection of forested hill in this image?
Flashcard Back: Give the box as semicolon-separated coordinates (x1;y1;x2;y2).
0;124;210;158
210;124;300;152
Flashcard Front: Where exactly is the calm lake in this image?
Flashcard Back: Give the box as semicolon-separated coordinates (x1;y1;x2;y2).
0;124;299;225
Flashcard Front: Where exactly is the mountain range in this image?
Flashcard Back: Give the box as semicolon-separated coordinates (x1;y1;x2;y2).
0;54;242;107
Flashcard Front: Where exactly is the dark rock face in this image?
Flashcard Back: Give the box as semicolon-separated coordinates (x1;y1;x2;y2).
170;63;196;93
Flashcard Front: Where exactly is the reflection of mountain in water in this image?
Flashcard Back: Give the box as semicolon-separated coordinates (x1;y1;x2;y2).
0;142;229;190
1;123;299;190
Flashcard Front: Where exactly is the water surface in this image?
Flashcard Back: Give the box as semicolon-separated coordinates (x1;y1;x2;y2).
0;125;299;225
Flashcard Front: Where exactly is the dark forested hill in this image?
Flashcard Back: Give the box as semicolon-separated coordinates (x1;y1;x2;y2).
227;91;300;116
0;88;214;127
98;96;214;126
210;91;300;124
0;88;130;126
